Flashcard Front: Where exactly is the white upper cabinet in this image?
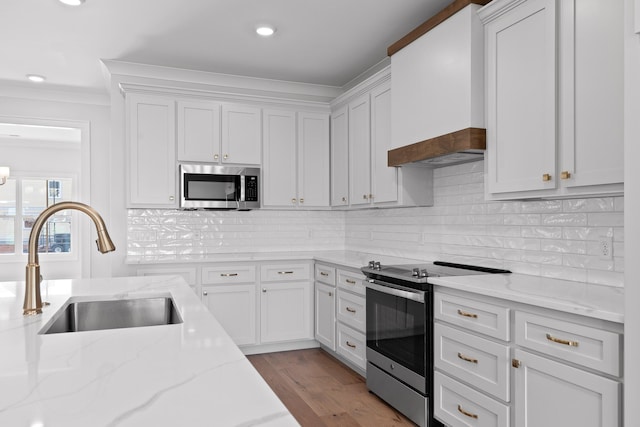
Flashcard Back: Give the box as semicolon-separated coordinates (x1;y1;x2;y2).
126;93;177;208
348;93;372;207
221;104;262;165
176;100;221;162
262;109;330;208
481;0;624;199
330;105;349;207
369;81;397;204
390;3;485;150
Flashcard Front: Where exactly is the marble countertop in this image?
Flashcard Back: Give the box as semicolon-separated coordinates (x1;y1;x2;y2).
431;273;624;323
0;276;298;427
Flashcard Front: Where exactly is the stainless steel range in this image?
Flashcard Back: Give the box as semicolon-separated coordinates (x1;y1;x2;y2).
362;261;510;427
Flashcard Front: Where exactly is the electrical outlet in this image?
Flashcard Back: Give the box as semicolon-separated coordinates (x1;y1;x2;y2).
598;237;613;260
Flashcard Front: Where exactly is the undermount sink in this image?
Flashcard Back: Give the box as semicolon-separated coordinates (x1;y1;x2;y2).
40;295;183;334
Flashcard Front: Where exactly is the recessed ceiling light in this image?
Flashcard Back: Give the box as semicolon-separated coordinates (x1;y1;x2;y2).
58;0;85;5
256;26;276;37
26;74;46;83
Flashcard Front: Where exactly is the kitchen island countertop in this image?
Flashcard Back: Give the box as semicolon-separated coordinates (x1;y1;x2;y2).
0;275;298;427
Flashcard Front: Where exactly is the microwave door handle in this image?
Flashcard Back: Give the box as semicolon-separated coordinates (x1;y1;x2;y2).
366;281;425;303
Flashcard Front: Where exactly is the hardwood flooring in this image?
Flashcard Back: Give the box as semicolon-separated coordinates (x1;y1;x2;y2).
247;348;416;426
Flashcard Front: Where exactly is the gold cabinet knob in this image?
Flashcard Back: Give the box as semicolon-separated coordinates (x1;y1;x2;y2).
214;154;219;160
169;196;175;201
291;198;297;204
299;198;304;204
560;171;571;179
369;194;374;199
223;154;229;160
363;194;368;200
542;173;552;182
341;197;346;203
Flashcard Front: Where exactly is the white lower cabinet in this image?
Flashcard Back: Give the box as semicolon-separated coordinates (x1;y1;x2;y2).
260;281;313;344
513;348;621;427
336;322;366;369
202;284;257;346
315;282;336;350
434;287;623;427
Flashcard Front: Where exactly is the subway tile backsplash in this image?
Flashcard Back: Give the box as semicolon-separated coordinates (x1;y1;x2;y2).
128;161;624;287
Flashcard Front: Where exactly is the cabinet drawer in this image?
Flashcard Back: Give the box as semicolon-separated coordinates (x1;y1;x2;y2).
435;323;510;402
337;269;366;296
261;263;311;282
202;265;256;285
515;311;621;376
434;372;510;427
137;267;197;286
435;292;510;341
336;323;366;370
315;264;336;286
337;290;365;333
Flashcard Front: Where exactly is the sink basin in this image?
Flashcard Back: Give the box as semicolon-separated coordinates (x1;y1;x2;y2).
40;295;183;334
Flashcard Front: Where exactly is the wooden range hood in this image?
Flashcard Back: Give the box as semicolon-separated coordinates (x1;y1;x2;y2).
387;0;489;168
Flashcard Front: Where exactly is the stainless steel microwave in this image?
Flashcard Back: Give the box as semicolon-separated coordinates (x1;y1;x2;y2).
179;164;260;210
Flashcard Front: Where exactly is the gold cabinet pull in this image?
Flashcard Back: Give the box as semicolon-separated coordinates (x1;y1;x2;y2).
363;194;368;200
369;194;374;199
346;341;356;348
345;279;356;285
457;405;478;419
457;309;478;319
346;307;356;313
220;273;238;277
542;173;552;181
169;196;175;201
546;333;579;347
560;171;571;179
457;352;478;364
278;271;294;275
512;358;521;368
320;272;329;277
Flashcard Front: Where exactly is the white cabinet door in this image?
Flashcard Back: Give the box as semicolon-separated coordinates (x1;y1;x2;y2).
127;93;177;208
559;0;624;189
176;100;221;162
221;104;261;165
348;93;371;206
315;282;336;350
262;109;297;207
485;0;557;194
330;105;349;207
298;112;330;208
370;80;397;205
202;284;257;346
260;282;313;343
514;348;621;427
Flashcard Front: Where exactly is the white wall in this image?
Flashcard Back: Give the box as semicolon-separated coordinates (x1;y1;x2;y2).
624;0;640;423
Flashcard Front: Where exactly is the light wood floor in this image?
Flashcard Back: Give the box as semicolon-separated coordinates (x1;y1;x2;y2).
247;348;416;426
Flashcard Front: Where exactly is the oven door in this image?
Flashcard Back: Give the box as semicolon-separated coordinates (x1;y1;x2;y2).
366;280;428;393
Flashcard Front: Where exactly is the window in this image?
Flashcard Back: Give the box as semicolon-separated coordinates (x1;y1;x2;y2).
0;177;74;256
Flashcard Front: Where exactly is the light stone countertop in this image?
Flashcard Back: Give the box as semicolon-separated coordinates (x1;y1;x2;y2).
0;275;298;427
431;273;624;323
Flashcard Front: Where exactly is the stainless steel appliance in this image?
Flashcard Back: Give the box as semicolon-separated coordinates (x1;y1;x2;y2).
179;164;259;210
362;261;510;427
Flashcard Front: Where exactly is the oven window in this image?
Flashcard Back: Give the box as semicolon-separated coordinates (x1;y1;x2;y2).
184;174;239;201
366;287;426;376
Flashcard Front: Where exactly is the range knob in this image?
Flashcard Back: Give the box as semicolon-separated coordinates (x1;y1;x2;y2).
368;261;375;268
412;268;420;277
420;269;428;278
374;261;381;270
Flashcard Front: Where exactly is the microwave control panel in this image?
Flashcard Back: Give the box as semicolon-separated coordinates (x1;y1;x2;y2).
245;176;258;201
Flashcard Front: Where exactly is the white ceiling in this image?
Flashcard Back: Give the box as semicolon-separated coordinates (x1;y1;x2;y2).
0;0;451;94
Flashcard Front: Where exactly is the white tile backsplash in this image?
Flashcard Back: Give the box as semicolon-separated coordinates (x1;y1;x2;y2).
127;161;624;287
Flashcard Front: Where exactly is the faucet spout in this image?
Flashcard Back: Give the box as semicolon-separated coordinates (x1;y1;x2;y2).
23;201;115;316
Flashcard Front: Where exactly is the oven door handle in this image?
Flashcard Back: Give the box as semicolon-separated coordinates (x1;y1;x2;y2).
366;280;425;303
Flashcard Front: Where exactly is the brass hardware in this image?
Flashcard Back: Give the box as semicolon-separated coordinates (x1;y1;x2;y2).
262;288;267;293
369;194;373;199
512;359;521;368
214;154;219;160
346;279;356;285
292;198;297;204
457;309;478;319
169;196;175;201
542;173;552;181
223;154;229;160
320;272;329;276
299;198;304;204
24;202;115;316
203;291;208;296
560;171;571;179
278;271;294;275
457;405;478;420
329;292;333;296
457;352;478;364
220;273;238;277
341;197;346;203
346;341;356;348
346;307;356;313
546;333;579;347
363;194;368;200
